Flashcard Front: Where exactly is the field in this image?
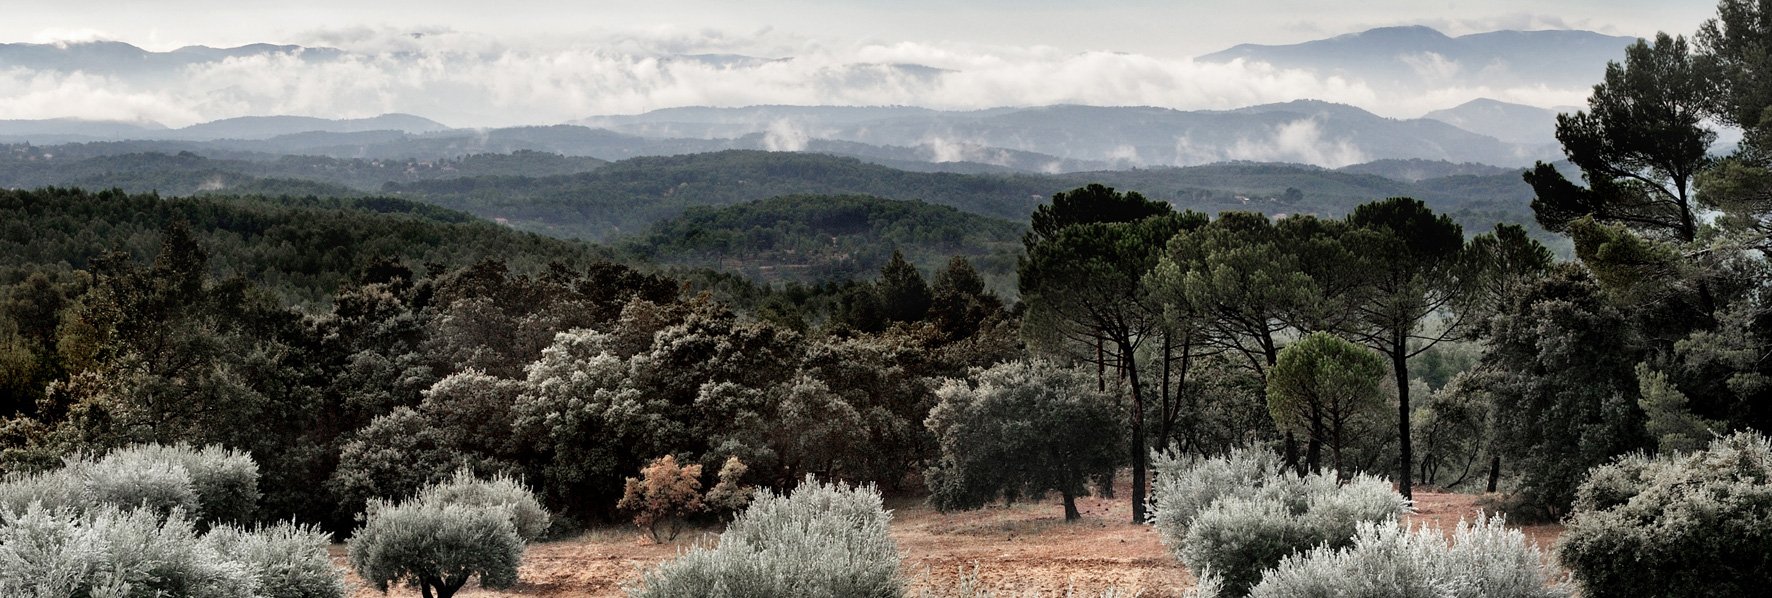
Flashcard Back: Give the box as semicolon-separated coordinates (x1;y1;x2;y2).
335;488;1561;597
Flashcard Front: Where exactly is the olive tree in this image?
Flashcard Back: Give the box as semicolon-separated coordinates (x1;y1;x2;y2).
348;472;549;598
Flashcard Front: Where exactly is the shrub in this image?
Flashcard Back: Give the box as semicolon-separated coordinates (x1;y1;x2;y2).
1148;447;1409;596
1556;431;1772;598
628;476;902;598
116;443;259;526
68;454;201;518
347;471;547;598
1147;446;1290;542
1238;515;1569;598
0;443;256;527
416;469;551;541
619;455;706;542
704;456;755;515
205;522;346;598
0;504;260;598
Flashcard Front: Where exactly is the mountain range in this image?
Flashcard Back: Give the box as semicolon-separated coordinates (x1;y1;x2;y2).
0;25;1629;170
1199;26;1636;94
0;99;1568;171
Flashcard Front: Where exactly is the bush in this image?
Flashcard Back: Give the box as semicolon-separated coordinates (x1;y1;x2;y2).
619;455;706;542
0;504;260;598
704;456;755;515
1147;446;1289;541
205;522;346;598
1556;431;1772;598
1236;515;1569;598
348;471;547;598
117;443;259;526
0;443;257;527
416;469;551;541
629;476;902;598
1149;447;1409;596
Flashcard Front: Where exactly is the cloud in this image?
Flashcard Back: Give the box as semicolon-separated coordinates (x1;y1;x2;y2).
0;29;1595;128
1226;119;1369;168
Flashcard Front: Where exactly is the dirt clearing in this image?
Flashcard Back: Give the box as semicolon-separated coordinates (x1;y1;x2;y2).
337;489;1559;597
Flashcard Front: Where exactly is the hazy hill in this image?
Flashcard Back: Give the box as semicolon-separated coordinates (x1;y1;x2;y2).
1199;26;1635;92
1335;158;1518;182
386;150;1539;240
170;114;451;140
1424;99;1569;146
583;101;1555;168
0;146;606;194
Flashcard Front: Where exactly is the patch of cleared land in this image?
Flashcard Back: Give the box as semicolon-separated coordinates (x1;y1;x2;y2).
335;488;1561;597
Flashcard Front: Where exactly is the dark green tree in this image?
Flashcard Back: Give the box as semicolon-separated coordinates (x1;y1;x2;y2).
1020;199;1202;523
924;360;1121;521
1526;34;1717;244
1266;331;1387;480
876;250;931;323
1479;265;1652;517
1025;183;1173;249
1343;197;1468;500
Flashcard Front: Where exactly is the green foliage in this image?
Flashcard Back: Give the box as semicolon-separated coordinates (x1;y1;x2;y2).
0;187;609;306
923;360;1121;521
878;250;934;323
347;472;546;598
628;477;902;598
1025;183;1173;248
1558;432;1772;598
628;194;1024;290
1238;516;1570;598
1528;34;1715;243
1478;265;1652;517
1265;332;1386;479
415;469;551;542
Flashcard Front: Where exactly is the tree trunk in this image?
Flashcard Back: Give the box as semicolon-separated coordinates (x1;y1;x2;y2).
1159;335;1173;450
420;578;436;598
1097;338;1106;392
438;574;468;598
1306;406;1324;474
1284;432;1302;477
1332;417;1345;482
1122;339;1148;524
1393;336;1413;500
1062;489;1080;521
1487;455;1501;493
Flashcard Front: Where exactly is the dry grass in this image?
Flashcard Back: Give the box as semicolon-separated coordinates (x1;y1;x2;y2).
334;488;1562;598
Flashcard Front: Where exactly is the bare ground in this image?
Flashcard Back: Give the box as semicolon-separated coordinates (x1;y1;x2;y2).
335;489;1562;598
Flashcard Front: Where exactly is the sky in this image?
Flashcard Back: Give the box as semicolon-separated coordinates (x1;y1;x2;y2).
0;1;1724;127
6;0;1714;56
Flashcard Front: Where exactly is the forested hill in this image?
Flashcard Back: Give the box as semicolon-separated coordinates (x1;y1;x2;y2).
0;146;607;196
627;194;1026;291
384;150;1057;240
2;145;1547;252
0;187;611;305
386;150;1539;241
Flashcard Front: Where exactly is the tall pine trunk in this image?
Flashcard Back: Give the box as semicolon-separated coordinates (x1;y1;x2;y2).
1392;334;1413;500
1121;339;1148;524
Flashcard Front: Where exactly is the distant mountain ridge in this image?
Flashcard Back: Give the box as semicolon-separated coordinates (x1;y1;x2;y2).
1200;26;1636;93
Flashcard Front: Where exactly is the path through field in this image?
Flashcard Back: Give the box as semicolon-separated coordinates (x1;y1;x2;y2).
335;489;1559;597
